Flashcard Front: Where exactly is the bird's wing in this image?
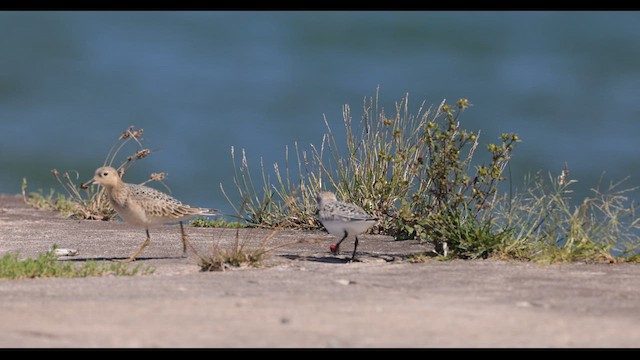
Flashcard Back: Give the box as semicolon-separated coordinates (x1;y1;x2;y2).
330;201;377;221
127;184;202;219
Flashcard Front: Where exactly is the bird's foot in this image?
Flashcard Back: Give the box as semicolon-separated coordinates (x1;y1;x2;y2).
329;243;339;254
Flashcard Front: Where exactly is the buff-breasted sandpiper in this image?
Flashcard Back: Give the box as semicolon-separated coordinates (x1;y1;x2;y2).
315;191;378;261
82;166;220;262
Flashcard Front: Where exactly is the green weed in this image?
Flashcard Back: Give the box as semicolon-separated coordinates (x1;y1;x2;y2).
189;217;248;228
0;246;154;280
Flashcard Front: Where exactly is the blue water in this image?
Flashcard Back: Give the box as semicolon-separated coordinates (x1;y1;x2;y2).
2;11;640;213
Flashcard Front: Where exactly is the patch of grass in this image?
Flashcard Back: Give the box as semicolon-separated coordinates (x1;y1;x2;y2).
197;229;320;271
406;252;442;263
0;246;154;280
623;253;640;262
427;205;514;260
197;229;274;271
21;178;78;217
220;145;321;230
189;217;248;228
493;167;639;263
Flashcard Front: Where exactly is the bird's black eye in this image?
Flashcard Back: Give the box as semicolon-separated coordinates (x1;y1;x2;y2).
102;172;109;177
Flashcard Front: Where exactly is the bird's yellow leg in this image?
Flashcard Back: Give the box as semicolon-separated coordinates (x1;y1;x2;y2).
116;230;151;263
179;221;191;255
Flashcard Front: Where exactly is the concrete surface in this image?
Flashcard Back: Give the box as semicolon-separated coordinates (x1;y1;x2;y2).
1;194;639;348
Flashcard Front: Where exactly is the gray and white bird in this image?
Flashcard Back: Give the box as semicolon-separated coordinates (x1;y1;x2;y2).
82;166;220;262
315;191;378;261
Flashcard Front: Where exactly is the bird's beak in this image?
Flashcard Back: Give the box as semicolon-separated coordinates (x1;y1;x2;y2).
80;177;95;190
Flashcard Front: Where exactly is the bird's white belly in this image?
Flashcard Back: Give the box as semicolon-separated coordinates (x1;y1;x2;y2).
111;199;162;228
320;219;376;238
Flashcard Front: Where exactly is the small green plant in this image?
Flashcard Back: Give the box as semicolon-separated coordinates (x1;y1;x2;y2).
389;99;519;257
0;246;154;280
189;217;248;228
426;204;514;259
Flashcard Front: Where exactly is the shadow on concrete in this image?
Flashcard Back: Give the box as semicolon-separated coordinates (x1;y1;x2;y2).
280;254;350;264
59;256;186;262
280;252;434;263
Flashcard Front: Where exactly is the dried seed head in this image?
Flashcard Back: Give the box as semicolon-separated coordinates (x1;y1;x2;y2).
149;172;166;182
136;149;150;159
132;129;144;138
559;163;570;186
457;98;471;109
51;169;59;177
119;126;135;140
